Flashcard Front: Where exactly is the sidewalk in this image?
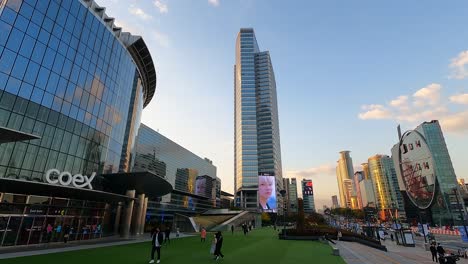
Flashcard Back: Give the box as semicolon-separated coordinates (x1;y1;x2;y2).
336;239;468;264
0;232;193;260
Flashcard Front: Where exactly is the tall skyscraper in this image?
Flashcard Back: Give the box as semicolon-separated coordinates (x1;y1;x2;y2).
234;28;283;210
302;179;315;213
353;171;364;209
368;154;405;220
392;120;460;225
283;178;290;214
331;195;339;209
289;178;298;213
336;151;355;208
357;166;377;207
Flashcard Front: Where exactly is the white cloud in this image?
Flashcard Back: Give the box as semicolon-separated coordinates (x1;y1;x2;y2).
449;51;468;79
129;6;153;20
413;83;441;107
208;0;220;6
286;164;336;179
358;104;392;120
358;83;468;134
389;95;408;108
154;0;168;13
440;111;468;133
450;93;468;105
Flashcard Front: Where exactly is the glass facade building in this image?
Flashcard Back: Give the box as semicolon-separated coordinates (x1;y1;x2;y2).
234;28;283;211
392;120;460;225
301;179;315;213
0;0;157;246
368;155;405;220
336;151;355;208
133;124;219;227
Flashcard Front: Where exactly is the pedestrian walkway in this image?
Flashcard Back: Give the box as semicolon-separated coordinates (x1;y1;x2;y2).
0;232;193;260
336;239;468;264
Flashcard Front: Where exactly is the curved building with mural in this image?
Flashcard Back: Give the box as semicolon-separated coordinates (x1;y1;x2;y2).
0;0;171;247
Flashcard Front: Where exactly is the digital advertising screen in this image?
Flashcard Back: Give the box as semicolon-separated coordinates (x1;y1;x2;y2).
258;175;277;212
302;180;313;196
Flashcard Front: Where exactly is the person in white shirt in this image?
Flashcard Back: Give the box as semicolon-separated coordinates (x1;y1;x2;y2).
149;227;164;263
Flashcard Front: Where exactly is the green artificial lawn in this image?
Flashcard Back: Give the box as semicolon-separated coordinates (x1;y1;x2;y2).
1;228;345;264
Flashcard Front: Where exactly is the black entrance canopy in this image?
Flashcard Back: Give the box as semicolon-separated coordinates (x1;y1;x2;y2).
102;171;173;198
0;126;41;144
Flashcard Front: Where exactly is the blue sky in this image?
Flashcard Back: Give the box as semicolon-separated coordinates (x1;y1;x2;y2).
98;0;468;209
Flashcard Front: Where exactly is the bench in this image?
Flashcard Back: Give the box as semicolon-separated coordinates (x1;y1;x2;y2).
332;247;340;256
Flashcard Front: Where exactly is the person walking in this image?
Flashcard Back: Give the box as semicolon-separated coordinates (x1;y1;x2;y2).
201;227;207;242
176;227;180;238
210;234;217;257
214;231;224;260
436;243;445;263
430;242;438;263
55;224;62;242
164;226;171;245
337;231;342;241
231;225;234;235
149;227;164;264
63;225;70;243
46;224;53;243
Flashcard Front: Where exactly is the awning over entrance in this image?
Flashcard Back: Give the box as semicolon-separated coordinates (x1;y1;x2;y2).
102;171;173;198
0;178;134;202
0;126;41;143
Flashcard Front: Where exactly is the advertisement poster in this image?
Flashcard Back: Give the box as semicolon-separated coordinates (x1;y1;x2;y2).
258;175;276;212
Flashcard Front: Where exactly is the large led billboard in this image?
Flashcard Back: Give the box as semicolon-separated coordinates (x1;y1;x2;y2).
302;180;313;196
258;175;277;212
398;130;436;209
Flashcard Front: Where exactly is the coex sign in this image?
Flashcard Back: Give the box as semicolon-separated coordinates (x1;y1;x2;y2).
45;169;96;190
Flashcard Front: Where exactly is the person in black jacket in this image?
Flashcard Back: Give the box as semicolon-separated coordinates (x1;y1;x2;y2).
150;227;164;264
436;243;445;263
430;242;438;263
214;231;224;260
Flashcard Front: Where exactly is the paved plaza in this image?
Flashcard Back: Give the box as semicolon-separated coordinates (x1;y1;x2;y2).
338;238;468;264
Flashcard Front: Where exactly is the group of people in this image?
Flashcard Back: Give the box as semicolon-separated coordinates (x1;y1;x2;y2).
241;223;252;235
201;227;225;260
429;242;447;263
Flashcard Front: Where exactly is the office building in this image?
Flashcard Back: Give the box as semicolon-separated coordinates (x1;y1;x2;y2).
368;155;405;220
336;151;355;208
301;179;315;213
288;178;298;213
234;28;283;211
133;124;219;227
331;195;339;209
392;120;460;225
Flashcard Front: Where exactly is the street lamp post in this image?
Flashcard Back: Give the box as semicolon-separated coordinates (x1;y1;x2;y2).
280;190;287;233
418;208;427;244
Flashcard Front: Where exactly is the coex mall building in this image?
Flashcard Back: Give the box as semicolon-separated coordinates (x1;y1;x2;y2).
0;0;172;247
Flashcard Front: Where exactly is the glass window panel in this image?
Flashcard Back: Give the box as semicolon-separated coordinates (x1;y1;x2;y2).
45;150;58;170
0;7;17;25
5;76;21;96
26;20;40;39
25;99;38;118
19;2;34;18
23;61;40;85
18;34;35;58
41;92;53;108
0;48;17;75
45;72;59;94
33;147;48;172
0;108;11;126
42;17;53;33
12;96;28;115
30;88;44;104
46;1;59;20
35;0;49;14
14;14;29;32
31;41;46;64
35;66;50;90
10;55;28;80
31;9;45;26
51;95;62;112
9;142;27;168
0;142;14;166
38;28;50;45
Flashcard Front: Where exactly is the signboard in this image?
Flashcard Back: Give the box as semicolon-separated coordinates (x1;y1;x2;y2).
45;169;95;189
258;175;276;212
458;226;468;242
398;131;436;209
